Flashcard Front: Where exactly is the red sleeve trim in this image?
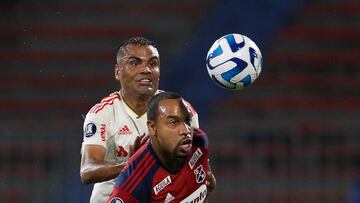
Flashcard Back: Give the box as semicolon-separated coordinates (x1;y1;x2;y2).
89;93;120;114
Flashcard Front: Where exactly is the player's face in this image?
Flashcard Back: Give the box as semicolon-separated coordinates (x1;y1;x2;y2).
155;99;193;158
115;44;160;97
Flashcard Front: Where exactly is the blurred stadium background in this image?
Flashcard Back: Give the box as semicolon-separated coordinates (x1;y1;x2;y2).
1;0;359;202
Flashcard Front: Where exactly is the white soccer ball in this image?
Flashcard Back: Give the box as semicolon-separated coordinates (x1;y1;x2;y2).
206;33;263;90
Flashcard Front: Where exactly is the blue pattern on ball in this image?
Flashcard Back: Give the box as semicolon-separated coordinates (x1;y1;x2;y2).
207;33;262;90
206;46;223;70
212;75;235;89
240;75;252;87
222;34;245;52
220;57;247;82
249;47;258;69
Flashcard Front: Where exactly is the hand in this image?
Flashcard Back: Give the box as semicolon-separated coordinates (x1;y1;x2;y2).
206;159;216;193
129;133;149;157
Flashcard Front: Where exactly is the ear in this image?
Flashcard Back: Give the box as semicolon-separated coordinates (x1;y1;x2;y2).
114;64;121;81
147;120;157;138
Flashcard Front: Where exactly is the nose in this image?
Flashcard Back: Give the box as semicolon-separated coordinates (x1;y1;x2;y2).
140;64;151;74
179;122;191;138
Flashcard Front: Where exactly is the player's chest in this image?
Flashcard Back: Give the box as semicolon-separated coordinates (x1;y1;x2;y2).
110;115;148;158
151;149;208;202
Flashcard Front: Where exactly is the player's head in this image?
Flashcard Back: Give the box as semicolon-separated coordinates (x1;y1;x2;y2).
147;92;193;161
115;37;160;98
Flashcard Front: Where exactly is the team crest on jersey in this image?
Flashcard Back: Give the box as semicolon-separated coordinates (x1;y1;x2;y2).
194;165;206;183
188;148;203;169
153;176;172;195
109;197;124;203
84;123;97;137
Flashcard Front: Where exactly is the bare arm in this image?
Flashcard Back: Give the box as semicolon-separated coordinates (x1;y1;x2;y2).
80;145;126;184
206;159;216;194
203;160;216;203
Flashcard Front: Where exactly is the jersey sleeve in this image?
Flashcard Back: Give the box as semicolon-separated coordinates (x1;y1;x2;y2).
110;145;157;203
106;187;139;203
82;113;108;148
193;128;209;149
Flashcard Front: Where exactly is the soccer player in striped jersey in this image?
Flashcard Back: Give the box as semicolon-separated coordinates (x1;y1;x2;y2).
107;92;212;203
80;37;215;203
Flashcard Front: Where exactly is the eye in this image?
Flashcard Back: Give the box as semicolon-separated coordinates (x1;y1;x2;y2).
168;119;177;126
148;59;159;68
128;59;140;66
129;60;139;66
185;117;192;125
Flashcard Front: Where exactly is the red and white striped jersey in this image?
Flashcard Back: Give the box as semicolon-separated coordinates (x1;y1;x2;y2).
82;91;199;203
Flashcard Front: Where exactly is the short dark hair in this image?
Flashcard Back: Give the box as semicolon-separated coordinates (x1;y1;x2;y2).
147;92;185;122
116;36;157;62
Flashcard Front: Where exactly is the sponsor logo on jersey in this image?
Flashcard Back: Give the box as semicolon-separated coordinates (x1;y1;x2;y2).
188;148;203;169
118;125;132;135
164;192;175;203
153;176;172;195
180;184;207;203
84;123;97;137
109;197;124;203
194;165;206;184
100;124;106;141
116;145;128;157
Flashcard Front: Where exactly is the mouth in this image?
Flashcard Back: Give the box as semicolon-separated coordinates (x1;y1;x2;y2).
136;78;153;86
180;138;192;145
178;138;192;154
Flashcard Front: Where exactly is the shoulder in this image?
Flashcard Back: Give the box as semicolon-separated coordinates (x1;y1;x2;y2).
115;143;160;196
82;93;121;142
192;128;208;149
155;89;165;94
87;92;121;115
84;92;121;128
113;144;160;202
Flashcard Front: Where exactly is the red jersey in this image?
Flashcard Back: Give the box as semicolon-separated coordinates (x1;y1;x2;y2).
107;129;209;203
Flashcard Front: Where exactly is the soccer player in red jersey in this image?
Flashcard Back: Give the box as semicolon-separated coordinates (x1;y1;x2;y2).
107;92;213;203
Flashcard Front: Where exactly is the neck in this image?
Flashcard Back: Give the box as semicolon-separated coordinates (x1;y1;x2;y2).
163;154;186;172
151;141;185;172
120;90;151;116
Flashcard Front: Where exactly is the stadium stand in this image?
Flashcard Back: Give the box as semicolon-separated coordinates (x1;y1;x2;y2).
0;1;215;202
1;0;359;202
204;0;360;202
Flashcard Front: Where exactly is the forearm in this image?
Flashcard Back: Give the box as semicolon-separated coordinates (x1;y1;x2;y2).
80;161;126;184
